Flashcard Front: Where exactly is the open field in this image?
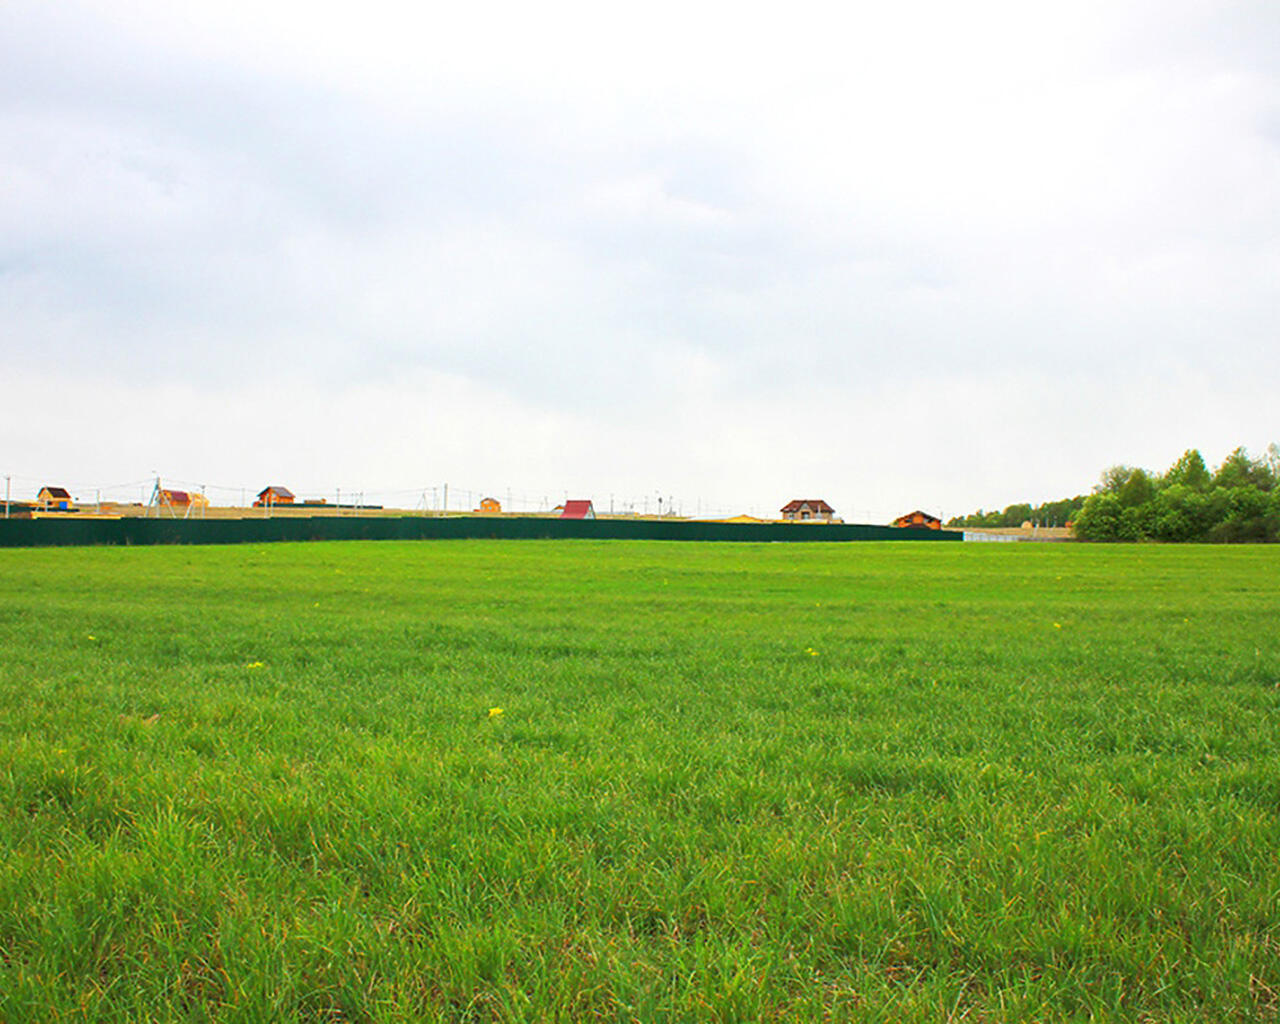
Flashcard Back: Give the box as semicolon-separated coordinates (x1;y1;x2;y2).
1;540;1278;1021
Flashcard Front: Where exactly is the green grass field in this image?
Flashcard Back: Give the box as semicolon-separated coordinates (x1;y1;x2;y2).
1;540;1278;1022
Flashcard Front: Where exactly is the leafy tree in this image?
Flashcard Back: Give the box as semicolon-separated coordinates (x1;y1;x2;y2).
1213;446;1274;492
1073;494;1127;540
1162;449;1210;492
1096;465;1140;495
1001;503;1033;527
1150;486;1204;541
1117;468;1156;508
1266;443;1280;484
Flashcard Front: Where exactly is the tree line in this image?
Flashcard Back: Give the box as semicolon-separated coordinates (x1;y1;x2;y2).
947;444;1280;542
946;496;1086;530
1072;445;1280;541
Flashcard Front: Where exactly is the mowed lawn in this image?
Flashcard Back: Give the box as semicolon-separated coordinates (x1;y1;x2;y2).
1;539;1278;1022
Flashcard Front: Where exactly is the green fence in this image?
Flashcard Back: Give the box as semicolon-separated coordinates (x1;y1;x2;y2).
0;516;963;548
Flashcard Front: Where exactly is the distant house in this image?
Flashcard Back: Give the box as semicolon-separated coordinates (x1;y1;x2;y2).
37;486;72;511
780;499;835;522
158;489;192;508
560;499;595;520
254;486;295;507
892;510;942;530
477;497;502;515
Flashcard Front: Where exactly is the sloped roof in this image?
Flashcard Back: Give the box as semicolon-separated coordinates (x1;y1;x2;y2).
895;509;940;522
781;498;834;513
257;485;295;499
560;499;594;519
892;510;942;527
39;486;71;499
159;489;191;505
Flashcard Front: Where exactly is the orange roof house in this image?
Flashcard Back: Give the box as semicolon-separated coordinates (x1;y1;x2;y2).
780;499;835;522
559;499;595;520
254;486;295;507
892;510;942;530
477;497;502;514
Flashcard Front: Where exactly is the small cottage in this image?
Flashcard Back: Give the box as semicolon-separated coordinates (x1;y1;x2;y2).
157;489;192;508
892;510;942;530
254;486;295;507
477;497;502;514
780;499;835;522
560;500;595;520
37;486;72;511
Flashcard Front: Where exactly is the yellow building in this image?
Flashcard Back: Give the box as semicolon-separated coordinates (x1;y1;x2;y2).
37;486;72;510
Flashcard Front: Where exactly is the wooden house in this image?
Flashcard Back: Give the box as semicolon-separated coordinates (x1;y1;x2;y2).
254;486;295;507
559;499;595;520
477;497;502;514
780;499;835;522
37;486;72;511
892;510;942;530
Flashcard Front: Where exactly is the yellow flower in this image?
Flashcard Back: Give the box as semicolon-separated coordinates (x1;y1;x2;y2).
1053;623;1062;629
246;661;265;669
488;707;504;719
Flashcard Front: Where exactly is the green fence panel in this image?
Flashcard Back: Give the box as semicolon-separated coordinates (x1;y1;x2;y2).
0;516;963;548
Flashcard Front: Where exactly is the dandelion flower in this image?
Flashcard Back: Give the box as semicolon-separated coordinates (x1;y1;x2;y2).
488;707;504;719
246;661;265;669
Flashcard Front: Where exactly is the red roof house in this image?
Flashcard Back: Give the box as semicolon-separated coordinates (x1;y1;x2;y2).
780;498;835;522
158;489;192;508
559;499;595;520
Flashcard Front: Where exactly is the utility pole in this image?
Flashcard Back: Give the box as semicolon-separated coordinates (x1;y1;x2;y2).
443;483;448;514
4;475;9;519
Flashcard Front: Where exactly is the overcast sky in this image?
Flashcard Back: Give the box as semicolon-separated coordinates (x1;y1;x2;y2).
3;1;1277;520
